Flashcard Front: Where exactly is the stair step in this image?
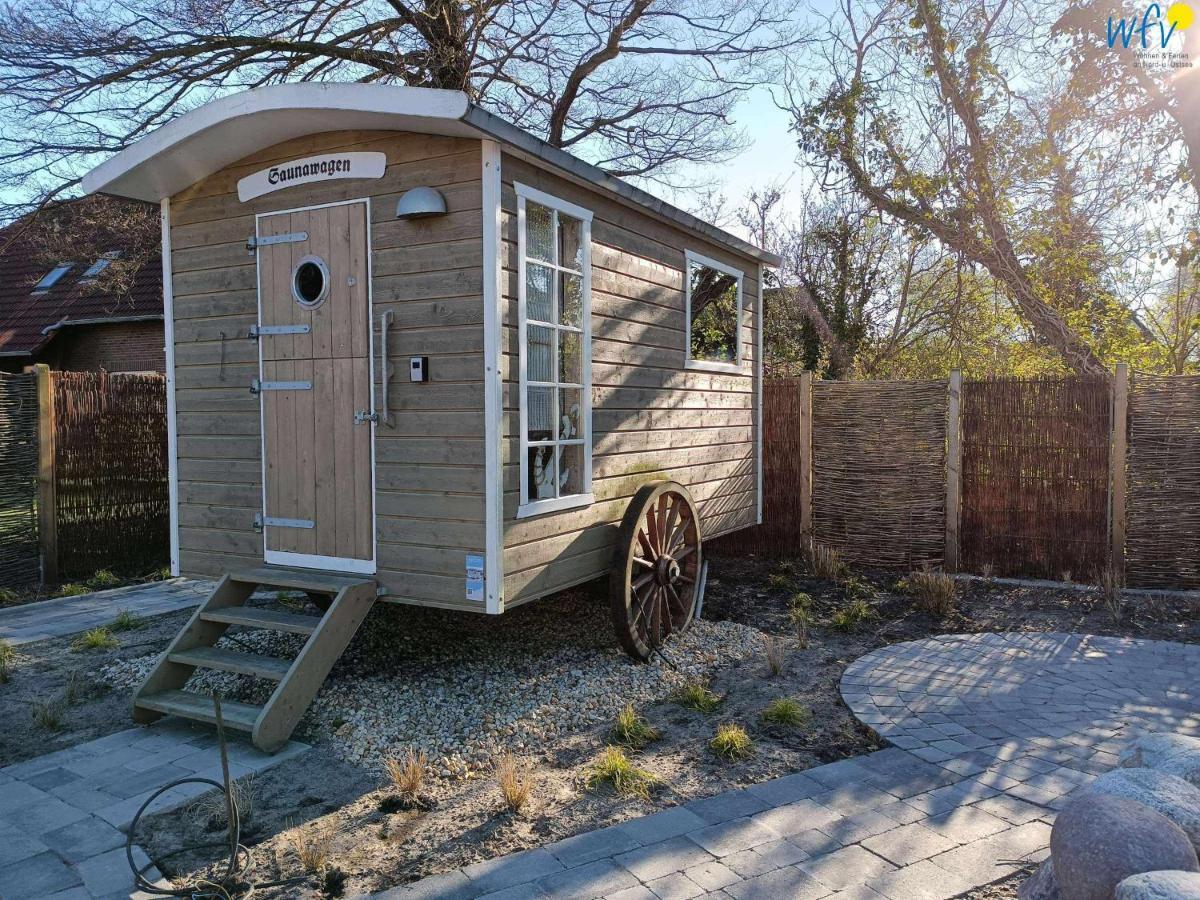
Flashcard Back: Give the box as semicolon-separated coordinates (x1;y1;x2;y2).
169;646;293;681
134;689;262;731
230;566;372;595
201;607;322;635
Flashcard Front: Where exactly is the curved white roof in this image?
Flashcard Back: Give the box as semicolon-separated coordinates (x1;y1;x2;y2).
83;83;779;266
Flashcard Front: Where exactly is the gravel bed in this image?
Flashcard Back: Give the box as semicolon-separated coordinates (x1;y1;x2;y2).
101;589;761;777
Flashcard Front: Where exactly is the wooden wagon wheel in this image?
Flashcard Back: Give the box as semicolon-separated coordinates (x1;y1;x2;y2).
610;481;703;661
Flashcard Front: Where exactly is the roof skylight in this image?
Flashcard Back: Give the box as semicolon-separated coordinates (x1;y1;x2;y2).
81;251;120;281
32;264;73;295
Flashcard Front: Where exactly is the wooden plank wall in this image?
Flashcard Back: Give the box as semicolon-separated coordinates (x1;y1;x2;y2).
498;153;761;606
169;130;488;610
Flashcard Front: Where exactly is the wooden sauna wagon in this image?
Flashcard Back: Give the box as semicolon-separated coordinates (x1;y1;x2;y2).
83;84;778;750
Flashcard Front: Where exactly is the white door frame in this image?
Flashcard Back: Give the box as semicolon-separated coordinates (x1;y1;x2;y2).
254;197;377;575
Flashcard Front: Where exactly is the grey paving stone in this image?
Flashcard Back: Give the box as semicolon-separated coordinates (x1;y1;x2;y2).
867;858;977;899
861;822;958;867
743;772;823;806
918;807;1009;844
546;824;640;868
684;860;741;891
377;868;475;899
610;887;659;900
617;806;708;846
76;845;153;896
0;850;83;899
751;799;840;837
24;766;84;792
687;791;771;824
787;829;846;858
969;793;1047;825
0;780;52;815
18;794;90;834
646;872;706;899
688;818;781;858
40;815;127;864
615;836;714;882
724;864;832;900
0;823;50;867
812;784;896;816
799;845;897;891
535;858;640;899
462;847;563;894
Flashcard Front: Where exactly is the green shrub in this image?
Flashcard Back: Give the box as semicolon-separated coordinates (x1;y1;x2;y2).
709;723;753;760
33;699;64;731
0;639;14;683
788;594;813;647
110;610;144;632
830;599;877;632
612;703;661;750
57;583;90;598
761;698;812;729
71;627;119;652
587;746;659;799
87;569;121;589
670;681;722;713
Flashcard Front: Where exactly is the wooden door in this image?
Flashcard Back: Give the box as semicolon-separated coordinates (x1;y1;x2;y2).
256;201;374;573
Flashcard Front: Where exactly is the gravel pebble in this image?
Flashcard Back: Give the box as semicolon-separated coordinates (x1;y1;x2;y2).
101;591;761;778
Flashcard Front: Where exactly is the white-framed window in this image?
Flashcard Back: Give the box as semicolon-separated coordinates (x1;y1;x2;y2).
516;182;594;519
685;250;744;373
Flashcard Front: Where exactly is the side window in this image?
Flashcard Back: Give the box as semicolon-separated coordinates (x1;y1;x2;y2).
516;184;594;517
685;251;743;371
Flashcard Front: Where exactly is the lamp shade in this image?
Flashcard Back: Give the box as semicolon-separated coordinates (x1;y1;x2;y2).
395;186;448;219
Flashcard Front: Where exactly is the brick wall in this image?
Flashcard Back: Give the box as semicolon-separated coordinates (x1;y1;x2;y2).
55;321;165;373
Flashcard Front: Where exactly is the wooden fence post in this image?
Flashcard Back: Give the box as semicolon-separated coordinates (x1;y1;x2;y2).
799;371;814;554
1109;363;1129;578
944;370;963;572
35;364;58;585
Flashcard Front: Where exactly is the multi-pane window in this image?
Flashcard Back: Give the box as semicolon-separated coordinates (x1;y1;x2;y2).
516;184;593;517
685;250;743;372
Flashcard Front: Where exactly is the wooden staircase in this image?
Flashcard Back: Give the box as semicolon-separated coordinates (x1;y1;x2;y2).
133;567;377;752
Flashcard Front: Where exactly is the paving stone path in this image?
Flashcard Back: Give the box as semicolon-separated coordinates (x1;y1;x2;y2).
0;721;307;899
373;632;1200;900
0;579;209;646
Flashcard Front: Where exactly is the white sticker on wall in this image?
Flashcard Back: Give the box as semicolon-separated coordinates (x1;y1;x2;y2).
465;554;485;603
237;151;387;202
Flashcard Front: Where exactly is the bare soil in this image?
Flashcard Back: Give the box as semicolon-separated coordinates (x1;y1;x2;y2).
3;556;1197;898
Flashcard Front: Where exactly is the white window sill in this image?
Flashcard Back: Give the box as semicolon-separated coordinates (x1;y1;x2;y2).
516;493;595;519
685;359;747;374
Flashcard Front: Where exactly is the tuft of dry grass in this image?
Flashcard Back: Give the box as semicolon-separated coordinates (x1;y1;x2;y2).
1097;566;1124;623
71;627;118;652
788;594;812;648
670;680;722;713
495;753;535;813
33;699;64;731
289;820;334;874
587;746;659;799
189;775;256;828
980;562;995;580
763;635;785;677
900;568;958;619
762;698;812;729
383;748;427;798
0;639;14;683
110;609;145;632
612;703;662;750
709;723;754;760
808;543;845;581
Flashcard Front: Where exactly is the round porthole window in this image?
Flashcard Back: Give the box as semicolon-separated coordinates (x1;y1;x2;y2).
292;255;330;309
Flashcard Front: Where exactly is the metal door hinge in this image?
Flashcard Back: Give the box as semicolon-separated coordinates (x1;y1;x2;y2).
254;512;315;531
354;409;380;424
253;512;264;533
249;324;311;339
246;232;309;255
251;378;312;394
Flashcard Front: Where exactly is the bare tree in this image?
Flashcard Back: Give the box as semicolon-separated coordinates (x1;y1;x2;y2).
785;0;1150;377
0;0;795;220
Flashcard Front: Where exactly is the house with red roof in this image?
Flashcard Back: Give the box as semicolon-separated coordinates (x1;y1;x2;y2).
0;196;163;373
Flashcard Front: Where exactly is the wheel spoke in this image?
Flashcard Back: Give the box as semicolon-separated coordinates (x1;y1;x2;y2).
645;509;660;555
665;583;686;617
673;543;696;562
632;556;654;569
637;530;655;560
664;502;679;552
656;495;669;548
633;571;654;591
648;586;663;645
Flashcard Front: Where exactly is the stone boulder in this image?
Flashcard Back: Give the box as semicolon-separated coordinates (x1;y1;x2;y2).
1115;870;1200;899
1050;793;1199;900
1088;768;1200;852
1120;734;1200;788
1019;859;1061;900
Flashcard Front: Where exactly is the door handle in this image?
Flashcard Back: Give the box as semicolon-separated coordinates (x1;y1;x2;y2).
355;410;379;425
379;309;394;427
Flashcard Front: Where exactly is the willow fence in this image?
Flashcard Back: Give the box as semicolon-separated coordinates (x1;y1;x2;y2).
715;367;1200;590
0;366;169;587
0;371;39;587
